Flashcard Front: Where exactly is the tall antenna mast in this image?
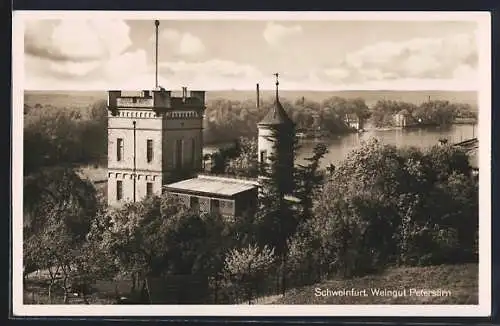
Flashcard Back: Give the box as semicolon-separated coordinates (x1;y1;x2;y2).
155;20;160;89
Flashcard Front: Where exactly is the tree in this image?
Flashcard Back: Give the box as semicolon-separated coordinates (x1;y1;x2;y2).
224;244;276;304
310;137;478;277
23;100;109;174
295;143;328;223
101;194;225;303
256;125;299;295
226;137;259;177
23;167;99;303
191;212;236;303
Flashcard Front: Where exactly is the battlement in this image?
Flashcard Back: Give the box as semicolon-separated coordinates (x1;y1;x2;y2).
107;88;205;112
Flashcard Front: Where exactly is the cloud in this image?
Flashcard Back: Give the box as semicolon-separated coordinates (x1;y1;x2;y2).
159;28;205;57
334;31;478;85
25;55;265;90
263;22;303;46
23;19;480;91
25;19;132;63
24;19;134;82
323;68;351;81
25;48;150;90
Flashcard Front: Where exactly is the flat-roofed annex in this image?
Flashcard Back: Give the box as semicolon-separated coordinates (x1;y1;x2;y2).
164;175;258;197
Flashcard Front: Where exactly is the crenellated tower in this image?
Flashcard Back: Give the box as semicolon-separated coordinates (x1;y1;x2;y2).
106;88;205;207
106;20;205;207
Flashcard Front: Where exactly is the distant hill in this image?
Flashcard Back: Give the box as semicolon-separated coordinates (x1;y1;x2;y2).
208;90;478;108
24;90;478;110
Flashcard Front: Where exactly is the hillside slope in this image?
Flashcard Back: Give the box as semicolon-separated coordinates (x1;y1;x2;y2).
273;264;478;305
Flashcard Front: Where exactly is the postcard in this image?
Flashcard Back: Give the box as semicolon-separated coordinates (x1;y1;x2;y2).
12;10;491;317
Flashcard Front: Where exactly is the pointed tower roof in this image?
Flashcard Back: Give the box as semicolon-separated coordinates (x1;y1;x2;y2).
258;73;294;127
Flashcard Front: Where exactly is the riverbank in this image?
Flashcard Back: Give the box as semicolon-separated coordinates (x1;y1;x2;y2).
368;121;477;132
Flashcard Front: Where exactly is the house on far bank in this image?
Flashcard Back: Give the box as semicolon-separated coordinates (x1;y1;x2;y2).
393;109;416;128
344;114;364;131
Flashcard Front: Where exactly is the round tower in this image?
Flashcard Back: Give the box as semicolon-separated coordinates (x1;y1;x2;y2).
257;74;295;193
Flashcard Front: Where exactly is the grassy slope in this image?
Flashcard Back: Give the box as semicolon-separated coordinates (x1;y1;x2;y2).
273;264;478;305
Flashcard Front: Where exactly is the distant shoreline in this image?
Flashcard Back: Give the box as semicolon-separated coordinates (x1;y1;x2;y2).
368;122;477;132
24;89;479;108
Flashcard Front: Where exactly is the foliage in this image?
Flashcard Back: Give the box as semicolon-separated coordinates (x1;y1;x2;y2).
24;167;98;236
294;143;328;222
203;96;370;144
255;125;301;295
24;100;107;174
23;95;476;176
97;194;240;303
303;138;477;279
370;99;475;128
224;244;276;304
23;167;100;303
226;137;259;177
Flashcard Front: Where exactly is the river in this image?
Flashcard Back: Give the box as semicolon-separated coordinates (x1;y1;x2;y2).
203;123;477;170
296;123;478;168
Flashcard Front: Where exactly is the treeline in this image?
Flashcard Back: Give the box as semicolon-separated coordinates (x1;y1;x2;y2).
23;138;478;304
370;99;477;128
24;96;371;174
204;96;370;143
24;101;108;175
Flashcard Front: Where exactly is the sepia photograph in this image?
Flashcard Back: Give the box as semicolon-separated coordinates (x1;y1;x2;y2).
12;11;491;317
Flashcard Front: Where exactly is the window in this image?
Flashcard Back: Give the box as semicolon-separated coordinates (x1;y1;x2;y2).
117;138;124;161
190;196;200;212
146;139;153;163
116;180;123;201
210;199;220;214
190;138;196;167
260;150;267;163
146;182;153;197
175;139;183;168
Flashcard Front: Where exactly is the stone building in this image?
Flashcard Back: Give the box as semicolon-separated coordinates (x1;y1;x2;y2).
107;77;296;218
107;87;205;207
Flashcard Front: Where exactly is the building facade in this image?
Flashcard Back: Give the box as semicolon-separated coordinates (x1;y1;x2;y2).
107;77;297;218
107;88;205;207
344;114;364;131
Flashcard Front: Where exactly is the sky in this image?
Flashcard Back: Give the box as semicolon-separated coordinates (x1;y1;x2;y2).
23;16;481;91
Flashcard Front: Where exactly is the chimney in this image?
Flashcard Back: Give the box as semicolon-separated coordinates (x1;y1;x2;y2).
182;87;188;102
108;90;122;110
256;83;260;109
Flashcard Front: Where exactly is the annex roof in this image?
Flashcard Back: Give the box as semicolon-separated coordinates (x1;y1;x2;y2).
164;175;258;197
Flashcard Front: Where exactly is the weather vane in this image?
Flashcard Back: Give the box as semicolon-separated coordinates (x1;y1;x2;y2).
273;73;280;99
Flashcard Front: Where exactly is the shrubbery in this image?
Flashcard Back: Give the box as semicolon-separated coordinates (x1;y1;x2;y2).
293;139;478;281
23;138;478;303
370;99;477;128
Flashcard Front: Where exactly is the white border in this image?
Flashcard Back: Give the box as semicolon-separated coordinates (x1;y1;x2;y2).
12;11;492;317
